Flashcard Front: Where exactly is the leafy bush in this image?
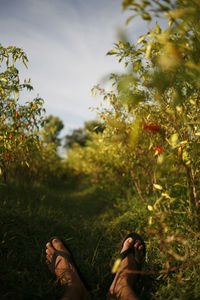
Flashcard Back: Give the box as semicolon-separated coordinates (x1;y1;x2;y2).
66;1;200;298
0;45;64;185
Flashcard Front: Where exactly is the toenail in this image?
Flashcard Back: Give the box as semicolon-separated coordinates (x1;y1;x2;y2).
53;238;58;242
128;238;133;243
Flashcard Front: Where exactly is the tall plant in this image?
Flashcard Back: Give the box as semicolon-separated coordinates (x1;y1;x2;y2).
97;0;200;219
0;45;45;183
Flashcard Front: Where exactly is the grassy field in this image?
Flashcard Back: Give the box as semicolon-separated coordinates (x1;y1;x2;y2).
0;178;199;299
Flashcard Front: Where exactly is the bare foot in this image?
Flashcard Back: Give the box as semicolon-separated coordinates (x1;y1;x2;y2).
46;238;88;299
109;237;145;300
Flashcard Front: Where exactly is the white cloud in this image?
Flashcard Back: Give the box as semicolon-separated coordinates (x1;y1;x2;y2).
0;0;150;134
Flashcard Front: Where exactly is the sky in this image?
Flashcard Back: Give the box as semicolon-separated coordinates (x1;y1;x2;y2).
0;0;154;136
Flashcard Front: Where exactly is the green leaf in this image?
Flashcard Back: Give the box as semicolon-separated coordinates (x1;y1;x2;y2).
142;13;151;21
25;161;30;168
1;78;8;83
161;193;170;199
169;133;179;147
112;258;122;274
106;49;118;55
147;205;153;211
155;22;161;34
126;15;134;25
22;58;28;69
153;184;163;190
136;35;146;45
118;41;125;48
145;40;152;58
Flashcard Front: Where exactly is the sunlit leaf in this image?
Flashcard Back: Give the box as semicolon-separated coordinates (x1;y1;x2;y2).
153;184;163;190
118;41;125;48
148;216;153;225
145;40;152;58
126;15;134;25
148;205;153;211
155;22;161;34
106;49;118;55
169;133;179;146
161;193;170;199
1;78;8;83
136;35;146;45
112;258;122;274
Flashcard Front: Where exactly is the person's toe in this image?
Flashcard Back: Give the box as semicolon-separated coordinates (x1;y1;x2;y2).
121;237;134;253
134;240;141;247
51;238;69;253
46;241;55;255
138;245;143;251
134;240;144;252
46;247;53;260
134;240;145;263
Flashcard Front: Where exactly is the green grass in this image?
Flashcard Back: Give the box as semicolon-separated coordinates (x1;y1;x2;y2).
0;179;199;299
0;180;116;299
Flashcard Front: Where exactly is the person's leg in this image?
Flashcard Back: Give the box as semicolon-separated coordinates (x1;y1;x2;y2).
46;238;89;300
109;237;145;300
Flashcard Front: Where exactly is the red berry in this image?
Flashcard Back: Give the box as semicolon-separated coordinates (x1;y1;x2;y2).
154;147;164;152
143;123;161;133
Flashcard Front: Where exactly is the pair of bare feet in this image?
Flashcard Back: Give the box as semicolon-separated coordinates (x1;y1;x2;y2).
46;235;145;300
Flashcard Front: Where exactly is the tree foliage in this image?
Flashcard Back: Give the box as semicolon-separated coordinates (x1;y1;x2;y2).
64;120;105;149
0;45;46;183
41;115;64;146
67;1;200;297
104;0;200;218
0;45;64;184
